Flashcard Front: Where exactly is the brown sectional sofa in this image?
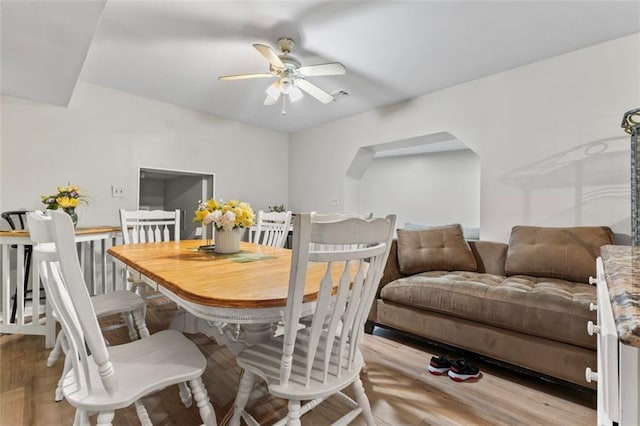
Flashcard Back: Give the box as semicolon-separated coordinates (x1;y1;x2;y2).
366;224;615;388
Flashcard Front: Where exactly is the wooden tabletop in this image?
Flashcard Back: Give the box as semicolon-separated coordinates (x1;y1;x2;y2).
109;240;340;309
0;226;121;237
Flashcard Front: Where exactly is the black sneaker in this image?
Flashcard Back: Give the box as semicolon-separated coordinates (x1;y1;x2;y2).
427;355;452;375
448;359;480;381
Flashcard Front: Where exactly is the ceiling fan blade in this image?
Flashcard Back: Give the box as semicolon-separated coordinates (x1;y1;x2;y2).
219;73;274;81
295;79;334;104
298;62;346;77
253;43;285;69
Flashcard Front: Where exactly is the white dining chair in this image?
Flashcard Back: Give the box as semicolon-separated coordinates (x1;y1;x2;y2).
119;209;181;244
230;212;396;426
251;210;292;248
44;211;150;401
119;209;180;294
28;210;216;426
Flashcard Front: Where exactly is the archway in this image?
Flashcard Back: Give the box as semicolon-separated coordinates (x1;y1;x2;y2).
345;131;481;237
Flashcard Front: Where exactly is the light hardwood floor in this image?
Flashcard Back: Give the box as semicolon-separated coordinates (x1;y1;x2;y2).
0;299;596;425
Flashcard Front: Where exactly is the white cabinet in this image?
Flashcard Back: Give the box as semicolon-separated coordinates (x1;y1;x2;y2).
590;257;640;425
589;257;619;425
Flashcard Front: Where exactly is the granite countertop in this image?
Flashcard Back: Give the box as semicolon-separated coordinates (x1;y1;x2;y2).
601;245;640;347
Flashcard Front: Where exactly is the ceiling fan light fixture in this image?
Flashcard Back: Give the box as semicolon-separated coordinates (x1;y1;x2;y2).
265;83;280;99
279;78;293;94
289;86;303;102
264;95;279;106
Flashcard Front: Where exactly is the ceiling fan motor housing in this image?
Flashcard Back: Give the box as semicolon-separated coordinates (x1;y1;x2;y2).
276;37;301;71
279;56;301;69
277;37;295;54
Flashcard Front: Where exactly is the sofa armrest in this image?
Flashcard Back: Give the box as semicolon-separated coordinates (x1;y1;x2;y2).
468;240;508;276
368;239;405;326
380;239;405;290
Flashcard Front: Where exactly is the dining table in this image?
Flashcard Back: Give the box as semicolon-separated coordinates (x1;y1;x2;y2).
107;239;339;354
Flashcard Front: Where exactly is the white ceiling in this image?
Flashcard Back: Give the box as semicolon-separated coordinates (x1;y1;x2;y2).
2;1;639;134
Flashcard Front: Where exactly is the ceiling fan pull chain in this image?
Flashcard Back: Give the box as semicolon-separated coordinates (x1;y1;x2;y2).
281;94;287;116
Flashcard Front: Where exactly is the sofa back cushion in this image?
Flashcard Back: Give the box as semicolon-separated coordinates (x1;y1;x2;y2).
468;240;508;276
396;224;478;275
505;226;615;283
405;222;480;240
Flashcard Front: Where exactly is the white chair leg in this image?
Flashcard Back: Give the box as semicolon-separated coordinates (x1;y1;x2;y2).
189;377;217;426
47;330;64;367
134;400;152;426
286;400;302;426
96;411;115;426
133;308;150;339
122;312;138;341
55;336;72;401
178;382;193;408
230;369;255;426
352;376;375;426
54;357;71;402
72;409;89;426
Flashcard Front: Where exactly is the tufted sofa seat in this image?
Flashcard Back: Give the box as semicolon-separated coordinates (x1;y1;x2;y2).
367;224;614;388
381;272;596;350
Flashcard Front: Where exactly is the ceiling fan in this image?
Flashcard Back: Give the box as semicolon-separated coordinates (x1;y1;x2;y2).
219;37;346;114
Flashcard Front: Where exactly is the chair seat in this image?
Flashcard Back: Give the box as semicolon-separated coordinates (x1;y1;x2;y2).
91;291;146;318
236;329;364;400
62;330;206;411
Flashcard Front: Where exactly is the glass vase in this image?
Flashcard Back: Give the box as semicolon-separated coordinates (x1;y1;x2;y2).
64;207;78;228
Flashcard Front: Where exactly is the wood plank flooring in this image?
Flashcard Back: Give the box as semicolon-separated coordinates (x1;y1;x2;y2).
0;299;596;425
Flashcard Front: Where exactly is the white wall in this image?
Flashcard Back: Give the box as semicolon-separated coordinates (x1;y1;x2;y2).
0;81;289;228
289;34;640;242
359;149;480;230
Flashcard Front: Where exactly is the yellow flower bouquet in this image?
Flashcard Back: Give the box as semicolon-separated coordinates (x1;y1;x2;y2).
41;184;87;209
194;199;255;231
41;184;88;227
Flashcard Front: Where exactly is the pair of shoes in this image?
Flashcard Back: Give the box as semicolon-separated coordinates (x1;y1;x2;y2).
428;356;481;381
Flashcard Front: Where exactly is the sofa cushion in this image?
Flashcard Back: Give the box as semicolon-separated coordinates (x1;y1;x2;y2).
404;222;480;240
380;271;596;349
396;225;477;275
505;226;614;284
